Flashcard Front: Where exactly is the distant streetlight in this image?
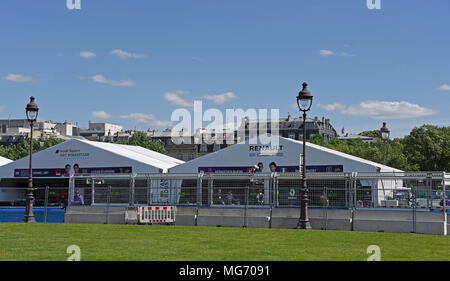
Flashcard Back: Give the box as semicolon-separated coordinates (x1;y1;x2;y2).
23;96;39;223
380;122;390;166
296;82;313;229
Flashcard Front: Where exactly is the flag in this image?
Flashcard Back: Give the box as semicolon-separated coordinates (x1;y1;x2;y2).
341;127;345;135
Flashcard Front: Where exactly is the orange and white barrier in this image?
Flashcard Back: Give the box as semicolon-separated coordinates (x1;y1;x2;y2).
138;206;176;224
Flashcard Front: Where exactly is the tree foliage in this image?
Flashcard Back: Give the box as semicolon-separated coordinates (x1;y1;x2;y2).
0;137;65;161
0;133;168;161
309;125;449;172
359;130;381;139
402;125;450;172
117;131;167;154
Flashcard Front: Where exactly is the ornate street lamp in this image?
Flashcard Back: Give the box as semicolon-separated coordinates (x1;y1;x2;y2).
23;96;39;223
380;122;390;166
296;82;313;229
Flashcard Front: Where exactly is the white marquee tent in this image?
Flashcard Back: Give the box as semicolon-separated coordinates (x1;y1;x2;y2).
169;136;402;174
0;138;184;178
0;156;12;167
169;137;403;205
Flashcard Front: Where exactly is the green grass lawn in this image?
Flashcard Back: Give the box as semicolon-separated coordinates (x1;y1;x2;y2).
0;223;449;261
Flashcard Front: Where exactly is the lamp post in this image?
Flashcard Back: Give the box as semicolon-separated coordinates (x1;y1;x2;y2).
23;96;39;223
296;82;313;229
380;122;390;166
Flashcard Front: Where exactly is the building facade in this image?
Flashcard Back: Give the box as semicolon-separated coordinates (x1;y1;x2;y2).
148;129;235;161
79;121;123;141
238;115;337;142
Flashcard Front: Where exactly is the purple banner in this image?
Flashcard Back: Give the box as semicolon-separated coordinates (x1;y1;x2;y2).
14;166;132;178
198;166;255;173
276;165;343;173
198;165;343;173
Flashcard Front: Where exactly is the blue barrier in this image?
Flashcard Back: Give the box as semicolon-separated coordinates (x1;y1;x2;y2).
0;207;65;223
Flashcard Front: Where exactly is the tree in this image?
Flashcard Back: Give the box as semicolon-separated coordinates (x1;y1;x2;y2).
308;135;418;171
402;125;450;172
118;131;167;154
0;145;11;160
42;137;65;150
0;137;65;161
309;125;450;172
3;138;41;160
359;130;381;139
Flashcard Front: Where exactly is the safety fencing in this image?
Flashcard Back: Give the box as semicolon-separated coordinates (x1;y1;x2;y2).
0;172;448;234
0;186;68;223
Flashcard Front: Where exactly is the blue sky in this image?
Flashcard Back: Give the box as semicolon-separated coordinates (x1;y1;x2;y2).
0;0;449;138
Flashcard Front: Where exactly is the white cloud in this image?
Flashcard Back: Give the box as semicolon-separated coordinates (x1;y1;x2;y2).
79;51;96;59
109;49;147;59
319;101;438;120
438;83;450;91
120;113;172;128
0;106;4;112
3;73;33;82
318;102;347;112
319;50;335;56
203;92;237;105
92;110;113;119
319;50;354;57
89;74;135;87
163;90;194;108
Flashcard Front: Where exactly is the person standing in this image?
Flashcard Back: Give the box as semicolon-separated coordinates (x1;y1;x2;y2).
226;191;234;205
216;188;225;205
71;190;84;206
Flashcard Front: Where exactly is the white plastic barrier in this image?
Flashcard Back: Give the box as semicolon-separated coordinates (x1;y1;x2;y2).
138;206;177;224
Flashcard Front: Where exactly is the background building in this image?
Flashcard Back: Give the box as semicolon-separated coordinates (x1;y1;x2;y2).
238;115;337;142
79;121;123;141
146;114;337;161
148;128;236;161
0;119;62;146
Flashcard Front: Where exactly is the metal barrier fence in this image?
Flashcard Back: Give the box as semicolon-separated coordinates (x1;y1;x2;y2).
1;172;448;209
0;186;68;223
0;172;448;233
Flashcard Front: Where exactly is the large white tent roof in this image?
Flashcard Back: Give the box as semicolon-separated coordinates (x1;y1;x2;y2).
169;136;402;173
0;156;12;167
83;140;184;169
0;139;184;178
